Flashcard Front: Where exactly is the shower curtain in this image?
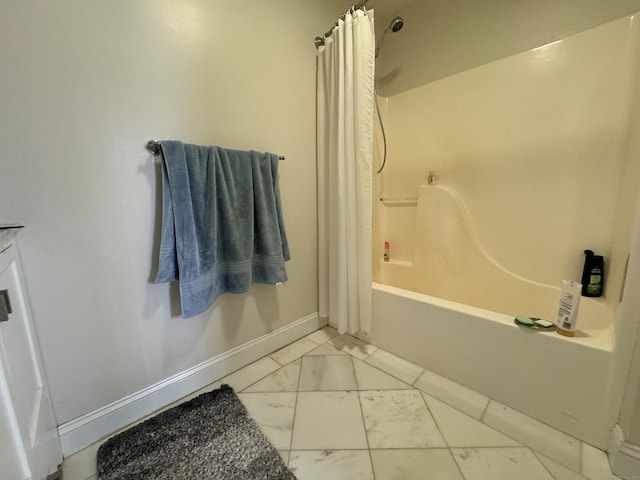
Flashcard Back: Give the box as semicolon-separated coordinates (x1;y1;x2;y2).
316;9;375;336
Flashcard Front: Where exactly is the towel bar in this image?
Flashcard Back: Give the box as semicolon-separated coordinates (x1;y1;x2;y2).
146;140;285;160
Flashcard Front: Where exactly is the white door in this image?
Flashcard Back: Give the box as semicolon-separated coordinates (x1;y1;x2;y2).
0;239;62;480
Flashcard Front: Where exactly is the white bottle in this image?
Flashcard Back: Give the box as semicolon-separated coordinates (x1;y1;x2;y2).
556;280;582;337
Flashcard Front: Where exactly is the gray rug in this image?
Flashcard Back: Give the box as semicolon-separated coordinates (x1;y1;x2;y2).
97;384;296;480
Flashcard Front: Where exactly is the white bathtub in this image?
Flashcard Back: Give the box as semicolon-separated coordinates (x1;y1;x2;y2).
370;185;618;448
369;281;615;448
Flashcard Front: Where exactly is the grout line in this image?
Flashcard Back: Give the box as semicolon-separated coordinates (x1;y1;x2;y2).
305;326;340;346
349;355;376;480
354;363;377;480
479;398;491;422
287;351;304;457
353;358;413;389
234;359;283;393
451;445;542;450
532;450;563;480
449;449;472;480
363;361;423;386
362;350;426;386
419;389;450;449
288;448;372;451
417;388;469;479
267;354;283;367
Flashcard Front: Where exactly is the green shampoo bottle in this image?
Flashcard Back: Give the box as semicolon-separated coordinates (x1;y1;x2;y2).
581;250;604;297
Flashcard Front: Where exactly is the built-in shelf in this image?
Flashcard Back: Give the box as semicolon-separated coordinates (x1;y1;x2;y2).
378;197;418;207
379;258;413;267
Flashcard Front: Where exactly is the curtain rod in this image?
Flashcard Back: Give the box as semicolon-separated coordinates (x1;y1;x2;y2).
315;0;371;48
146;140;285;160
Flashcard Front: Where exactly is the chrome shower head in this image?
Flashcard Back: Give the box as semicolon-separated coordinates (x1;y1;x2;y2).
390;16;404;32
375;16;405;57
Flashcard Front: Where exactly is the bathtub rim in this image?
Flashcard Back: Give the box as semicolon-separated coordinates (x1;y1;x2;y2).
372;281;615;351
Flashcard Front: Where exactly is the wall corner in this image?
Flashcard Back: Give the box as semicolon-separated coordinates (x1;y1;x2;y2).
609;424;640;479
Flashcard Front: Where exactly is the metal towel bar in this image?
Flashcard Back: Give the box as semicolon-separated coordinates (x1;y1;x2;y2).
146;140;285;160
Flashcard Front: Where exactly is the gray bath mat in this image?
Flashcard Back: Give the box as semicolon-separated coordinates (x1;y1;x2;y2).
97;384;296;480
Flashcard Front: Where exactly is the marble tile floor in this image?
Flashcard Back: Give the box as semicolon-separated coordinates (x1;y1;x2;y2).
63;327;620;480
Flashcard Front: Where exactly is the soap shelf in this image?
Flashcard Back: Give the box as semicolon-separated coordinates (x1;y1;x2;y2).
379;258;413;267
379;197;417;207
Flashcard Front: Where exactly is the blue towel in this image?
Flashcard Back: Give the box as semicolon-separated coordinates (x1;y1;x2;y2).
155;141;290;318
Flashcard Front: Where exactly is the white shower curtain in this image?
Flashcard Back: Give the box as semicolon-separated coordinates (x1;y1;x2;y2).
316;9;375;336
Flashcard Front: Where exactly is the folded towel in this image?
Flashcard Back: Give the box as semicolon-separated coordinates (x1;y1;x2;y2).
155;141;290;318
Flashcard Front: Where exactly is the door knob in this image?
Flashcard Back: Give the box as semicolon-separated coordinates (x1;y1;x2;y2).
0;289;12;323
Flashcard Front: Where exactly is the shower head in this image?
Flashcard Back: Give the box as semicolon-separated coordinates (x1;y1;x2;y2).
390;16;404;33
375;16;405;57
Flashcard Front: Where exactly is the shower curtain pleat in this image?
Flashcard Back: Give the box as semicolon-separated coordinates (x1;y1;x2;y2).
317;9;375;336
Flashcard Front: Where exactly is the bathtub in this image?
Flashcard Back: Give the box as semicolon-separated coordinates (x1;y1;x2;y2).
369;282;614;448
369;185;617;448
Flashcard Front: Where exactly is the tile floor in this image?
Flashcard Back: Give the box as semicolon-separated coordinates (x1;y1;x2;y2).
63;327;621;480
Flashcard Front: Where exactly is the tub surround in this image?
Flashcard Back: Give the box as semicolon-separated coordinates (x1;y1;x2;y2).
374;14;640;307
379;184;614;341
371;12;640;453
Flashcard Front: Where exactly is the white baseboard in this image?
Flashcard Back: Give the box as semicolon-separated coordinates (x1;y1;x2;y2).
58;313;324;457
609;425;640;479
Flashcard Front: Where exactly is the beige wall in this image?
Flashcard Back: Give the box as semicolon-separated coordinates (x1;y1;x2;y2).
375;0;640;96
0;0;343;424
